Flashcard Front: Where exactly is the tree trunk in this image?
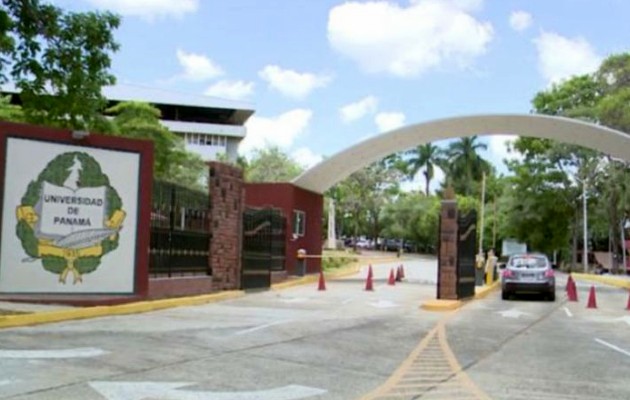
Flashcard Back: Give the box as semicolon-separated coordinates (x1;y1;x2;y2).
424;171;430;196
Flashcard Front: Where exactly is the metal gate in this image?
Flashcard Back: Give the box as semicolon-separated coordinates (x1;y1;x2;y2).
149;181;211;277
241;208;286;290
457;210;477;299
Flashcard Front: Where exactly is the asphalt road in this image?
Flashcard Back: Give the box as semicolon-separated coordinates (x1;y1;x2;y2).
449;276;630;400
1;260;630;400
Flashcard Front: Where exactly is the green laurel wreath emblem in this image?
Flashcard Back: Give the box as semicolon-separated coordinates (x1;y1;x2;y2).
16;152;125;284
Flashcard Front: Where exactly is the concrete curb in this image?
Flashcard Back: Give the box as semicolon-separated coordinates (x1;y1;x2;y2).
571;273;630;289
474;280;501;299
420;281;500;312
0;290;244;330
420;299;461;311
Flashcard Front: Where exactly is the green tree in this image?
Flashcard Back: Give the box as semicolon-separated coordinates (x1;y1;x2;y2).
106;101;206;189
244;146;303;182
1;0;120;129
0;94;22;121
443;136;491;196
405;143;442;195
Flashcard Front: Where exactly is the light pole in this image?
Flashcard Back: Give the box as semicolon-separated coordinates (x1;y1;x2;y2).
582;178;588;273
479;172;486;257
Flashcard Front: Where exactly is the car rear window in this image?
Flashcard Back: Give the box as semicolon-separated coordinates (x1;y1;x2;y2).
510;256;547;268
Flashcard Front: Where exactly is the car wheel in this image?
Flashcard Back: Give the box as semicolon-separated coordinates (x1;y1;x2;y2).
502;290;510;300
548;291;556;302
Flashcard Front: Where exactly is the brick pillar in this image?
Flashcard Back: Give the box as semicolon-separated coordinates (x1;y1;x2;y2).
208;162;243;290
438;199;458;300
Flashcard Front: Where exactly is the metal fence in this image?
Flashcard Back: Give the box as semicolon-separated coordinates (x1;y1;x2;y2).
149;180;211;277
241;208;286;290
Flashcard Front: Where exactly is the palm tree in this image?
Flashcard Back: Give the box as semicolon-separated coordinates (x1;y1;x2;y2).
406;143;442;195
445;136;491;195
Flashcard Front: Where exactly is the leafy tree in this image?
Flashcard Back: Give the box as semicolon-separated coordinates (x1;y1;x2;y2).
405;143;443;195
443;136;491;196
0;0;120;129
106;101;206;189
244;146;303;182
0;94;22;121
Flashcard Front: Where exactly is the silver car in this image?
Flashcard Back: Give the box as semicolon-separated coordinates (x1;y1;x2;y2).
501;253;556;301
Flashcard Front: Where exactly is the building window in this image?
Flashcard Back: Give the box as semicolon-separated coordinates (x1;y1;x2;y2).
293;210;306;237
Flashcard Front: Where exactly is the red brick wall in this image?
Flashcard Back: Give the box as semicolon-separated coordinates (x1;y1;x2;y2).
148;276;214;299
244;183;323;275
208;162;244;290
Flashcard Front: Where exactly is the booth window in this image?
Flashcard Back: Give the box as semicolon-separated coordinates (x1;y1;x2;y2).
293;210;306;237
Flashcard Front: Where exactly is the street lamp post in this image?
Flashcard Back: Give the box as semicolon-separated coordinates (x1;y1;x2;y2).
583;179;588;273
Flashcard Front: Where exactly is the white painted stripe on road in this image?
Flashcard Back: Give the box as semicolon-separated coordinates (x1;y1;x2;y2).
89;381;327;400
341;298;353;305
0;380;11;387
235;320;290;336
563;307;573;317
0;347;107;359
595;338;630;358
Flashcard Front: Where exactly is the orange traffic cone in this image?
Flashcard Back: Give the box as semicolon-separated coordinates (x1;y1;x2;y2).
566;275;574;293
626;290;630;311
388;268;396;286
586;285;597;309
400;264;405;279
317;271;326;291
365;267;374;291
367;265;373;279
395;266;402;282
568;279;578;301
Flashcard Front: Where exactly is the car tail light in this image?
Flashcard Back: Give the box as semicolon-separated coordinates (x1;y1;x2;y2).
502;269;514;278
544;269;555;278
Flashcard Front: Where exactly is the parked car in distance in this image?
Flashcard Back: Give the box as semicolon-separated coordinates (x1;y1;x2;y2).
501;253;556;301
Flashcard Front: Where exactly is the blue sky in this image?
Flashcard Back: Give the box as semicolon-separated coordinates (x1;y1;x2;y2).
56;0;630;188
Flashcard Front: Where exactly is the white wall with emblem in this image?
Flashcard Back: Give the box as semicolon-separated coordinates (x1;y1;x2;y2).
0;137;140;294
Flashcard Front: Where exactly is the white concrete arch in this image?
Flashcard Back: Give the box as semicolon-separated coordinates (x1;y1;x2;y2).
292;114;630;194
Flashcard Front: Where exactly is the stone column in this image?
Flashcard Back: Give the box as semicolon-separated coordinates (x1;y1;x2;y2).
208;162;244;290
326;199;336;249
437;188;458;300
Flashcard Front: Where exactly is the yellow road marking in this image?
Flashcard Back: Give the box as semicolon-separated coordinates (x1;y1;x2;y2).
360;311;491;400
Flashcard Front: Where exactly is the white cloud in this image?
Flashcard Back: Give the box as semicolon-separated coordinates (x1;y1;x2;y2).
292;147;323;168
176;49;224;82
534;31;601;85
486;134;522;164
83;0;198;20
509;11;532;32
340;96;378;123
204;80;255;100
375;112;406;132
240;109;313;156
327;0;493;77
258;65;332;99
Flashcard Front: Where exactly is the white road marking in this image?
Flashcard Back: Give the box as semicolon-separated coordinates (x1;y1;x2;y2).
341;298;353;305
367;300;399;309
563;307;573;317
0;380;12;387
234;320;290;336
496;308;530;319
89;381;327;400
279;297;309;304
614;316;630;326
595;338;630;358
0;347;107;359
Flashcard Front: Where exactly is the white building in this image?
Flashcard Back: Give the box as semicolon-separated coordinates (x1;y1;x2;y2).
1;83;254;162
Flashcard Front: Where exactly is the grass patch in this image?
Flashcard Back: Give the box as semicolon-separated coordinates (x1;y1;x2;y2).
322;250;358;272
0;309;29;316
